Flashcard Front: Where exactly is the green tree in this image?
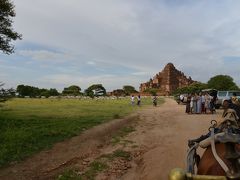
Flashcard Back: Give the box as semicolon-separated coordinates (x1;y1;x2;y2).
0;82;15;102
207;75;239;90
17;85;60;98
40;89;50;98
16;84;39;97
144;88;158;96
16;84;29;97
84;88;94;98
62;85;81;96
112;89;125;97
16;84;25;97
0;0;22;54
172;82;208;95
39;88;59;97
123;85;138;95
85;84;106;97
49;88;59;96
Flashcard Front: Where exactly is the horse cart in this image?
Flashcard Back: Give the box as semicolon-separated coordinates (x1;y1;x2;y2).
169;108;240;180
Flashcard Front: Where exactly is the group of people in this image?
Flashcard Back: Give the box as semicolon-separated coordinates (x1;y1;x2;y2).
131;95;141;106
131;95;158;107
185;92;216;114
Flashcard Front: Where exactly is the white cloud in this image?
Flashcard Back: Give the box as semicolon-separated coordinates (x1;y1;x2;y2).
87;61;96;66
5;0;240;90
18;50;73;63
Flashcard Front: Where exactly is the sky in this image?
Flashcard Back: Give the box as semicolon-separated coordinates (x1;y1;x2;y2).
1;0;240;92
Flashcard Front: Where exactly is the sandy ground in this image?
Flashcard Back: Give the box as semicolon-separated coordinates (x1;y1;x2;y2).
0;98;223;180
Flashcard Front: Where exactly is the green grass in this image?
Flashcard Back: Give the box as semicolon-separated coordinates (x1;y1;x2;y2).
57;160;109;180
0;97;155;167
100;149;132;161
81;149;131;179
57;149;132;180
111;126;136;145
111;149;131;160
83;161;108;180
58;169;82;180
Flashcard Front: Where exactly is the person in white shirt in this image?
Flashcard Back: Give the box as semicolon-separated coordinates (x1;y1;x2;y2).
180;94;184;103
131;95;135;105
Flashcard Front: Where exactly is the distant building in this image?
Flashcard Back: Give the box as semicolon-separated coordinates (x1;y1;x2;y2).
140;63;194;95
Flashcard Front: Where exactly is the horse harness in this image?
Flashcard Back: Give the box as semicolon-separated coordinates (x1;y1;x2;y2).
186;109;240;179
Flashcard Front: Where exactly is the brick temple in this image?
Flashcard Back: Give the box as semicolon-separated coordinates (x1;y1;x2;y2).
140;63;194;95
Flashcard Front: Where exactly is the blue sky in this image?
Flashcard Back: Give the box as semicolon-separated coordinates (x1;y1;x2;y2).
1;0;240;91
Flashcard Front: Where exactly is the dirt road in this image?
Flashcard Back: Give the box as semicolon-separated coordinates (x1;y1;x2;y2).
0;98;223;180
121;98;222;180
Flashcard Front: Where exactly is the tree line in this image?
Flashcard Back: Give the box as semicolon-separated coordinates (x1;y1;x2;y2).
15;84;106;98
16;85;59;98
14;84;138;98
0;83;139;101
1;74;239;102
172;75;240;95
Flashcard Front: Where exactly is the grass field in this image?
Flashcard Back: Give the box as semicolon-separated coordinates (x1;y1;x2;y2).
0;97;162;167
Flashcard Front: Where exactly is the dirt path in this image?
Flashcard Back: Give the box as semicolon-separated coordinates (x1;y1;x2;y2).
121;98;222;180
0;98;223;180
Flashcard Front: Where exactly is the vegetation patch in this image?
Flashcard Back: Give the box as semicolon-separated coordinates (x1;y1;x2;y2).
57;149;132;180
58;169;82;180
100;149;131;161
0;97;153;167
111;126;136;145
131;145;139;148
112;150;132;161
83;161;109;180
113;113;120;119
121;140;134;146
57;160;109;180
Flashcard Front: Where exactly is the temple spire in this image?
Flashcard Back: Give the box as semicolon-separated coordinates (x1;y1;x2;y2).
139;63;194;95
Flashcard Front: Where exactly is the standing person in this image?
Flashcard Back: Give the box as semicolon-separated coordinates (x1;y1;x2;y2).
190;93;194;113
205;93;211;114
180;94;184;103
196;92;202;114
152;95;157;106
209;95;215;114
186;94;191;114
192;93;197;114
137;94;141;106
131;95;135;105
201;92;206;113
